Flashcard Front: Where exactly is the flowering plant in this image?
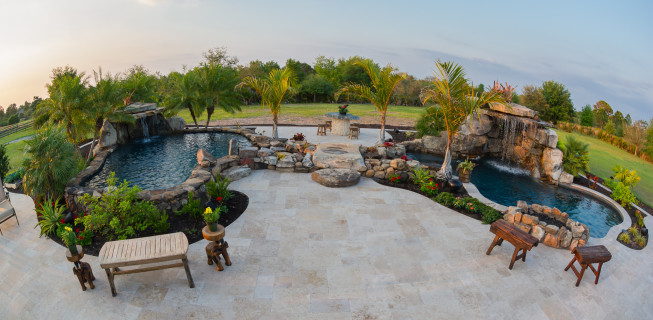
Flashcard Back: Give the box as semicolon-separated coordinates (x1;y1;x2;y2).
456;158;476;174
338;104;349;114
388;173;401;183
400;155;408;161
420;179;439;196
203;207;221;224
292;132;305;141
383;141;394;147
60;226;77;248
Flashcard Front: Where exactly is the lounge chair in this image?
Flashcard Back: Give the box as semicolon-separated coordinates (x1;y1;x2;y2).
0;179;18;235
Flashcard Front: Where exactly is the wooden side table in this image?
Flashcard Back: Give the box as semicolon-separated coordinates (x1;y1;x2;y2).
565;245;612;286
66;245;95;291
202;225;232;271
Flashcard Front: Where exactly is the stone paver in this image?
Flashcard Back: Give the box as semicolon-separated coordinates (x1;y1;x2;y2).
1;170;652;319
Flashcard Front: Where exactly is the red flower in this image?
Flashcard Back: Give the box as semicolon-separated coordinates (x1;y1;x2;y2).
60;219;65;223
216;197;223;202
435;183;438;188
76;228;80;232
73;215;77;219
84;213;87;217
79;236;83;240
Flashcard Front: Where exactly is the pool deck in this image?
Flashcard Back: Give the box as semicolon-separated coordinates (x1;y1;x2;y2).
1;170;652;319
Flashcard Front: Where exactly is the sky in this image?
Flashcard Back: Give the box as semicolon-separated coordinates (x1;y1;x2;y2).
1;0;652;120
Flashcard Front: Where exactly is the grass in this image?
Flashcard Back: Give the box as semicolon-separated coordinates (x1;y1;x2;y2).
556;130;653;207
5;140;27;172
174;103;425;124
0;127;36;145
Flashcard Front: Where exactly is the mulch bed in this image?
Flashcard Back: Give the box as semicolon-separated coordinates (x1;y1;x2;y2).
372;177;482;221
50;190;249;256
386;130;414;143
574;174;648;249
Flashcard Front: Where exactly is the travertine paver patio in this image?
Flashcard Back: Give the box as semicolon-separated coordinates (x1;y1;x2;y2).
1;170;652;319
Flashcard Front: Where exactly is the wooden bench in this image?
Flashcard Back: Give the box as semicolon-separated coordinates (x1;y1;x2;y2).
486;219;539;269
98;232;195;297
565;245;612;286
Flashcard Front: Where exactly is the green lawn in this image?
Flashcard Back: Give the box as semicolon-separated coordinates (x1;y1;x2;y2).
174;103;425;124
0;127;36;145
5;140;27;172
556;130;653;207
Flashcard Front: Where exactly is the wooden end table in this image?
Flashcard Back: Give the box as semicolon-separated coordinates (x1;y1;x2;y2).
202;225;232;271
66;245;95;291
486;220;539;270
565;245;612;286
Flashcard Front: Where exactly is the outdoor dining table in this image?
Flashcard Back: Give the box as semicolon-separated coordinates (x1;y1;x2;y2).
325;112;360;136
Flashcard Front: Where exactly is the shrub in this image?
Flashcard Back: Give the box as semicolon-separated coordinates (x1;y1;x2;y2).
628;227;639;237
210;175;233;202
411;166;433;186
292;132;305;141
636;210;644;228
79;172;169;240
420;179;439;196
0;144;9;180
416;106;445;138
34;196;67;237
558;135;590;176
22;125;83;199
435;192;456;207
634;233;647;247
4;168;24;183
388;173;401;183
480;205;503;224
175;191;202;220
611;182;638;208
618;232;631;243
612;165;641;188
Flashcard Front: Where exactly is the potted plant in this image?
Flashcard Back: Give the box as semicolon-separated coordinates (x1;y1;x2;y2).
456;158;476;183
203;207;221;232
60;226;79;255
338;104;348;115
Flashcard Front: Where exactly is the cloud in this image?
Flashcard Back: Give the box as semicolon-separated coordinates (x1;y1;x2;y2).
137;0;170;6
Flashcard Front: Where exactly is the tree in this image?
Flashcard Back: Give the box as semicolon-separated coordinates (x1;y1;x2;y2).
300;74;334;103
314;56;339;86
541;81;573;124
580;105;594;127
236;68;296;138
558;135;589;176
644;119;653;158
202;47;239;68
593;100;613;116
284;58;315;84
163;71;201;127
613;111;625;137
121;65;158;104
604;121;615;135
42;69;92;143
336;59;406;143
593;107;609;128
519;85;548;117
0;144;10;179
87;68;135;164
624;120;648;156
420;60;505;179
23;125;83;199
195;63;241;128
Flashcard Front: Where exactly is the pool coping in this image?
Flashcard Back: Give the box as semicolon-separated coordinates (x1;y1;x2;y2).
464;179;632;242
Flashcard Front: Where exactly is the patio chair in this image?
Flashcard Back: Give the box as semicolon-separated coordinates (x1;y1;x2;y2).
325;120;332;132
0;179;18;235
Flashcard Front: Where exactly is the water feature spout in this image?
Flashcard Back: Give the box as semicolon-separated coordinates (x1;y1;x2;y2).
140;117;150;140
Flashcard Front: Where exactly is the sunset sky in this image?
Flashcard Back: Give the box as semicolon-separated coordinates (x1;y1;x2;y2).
1;0;651;119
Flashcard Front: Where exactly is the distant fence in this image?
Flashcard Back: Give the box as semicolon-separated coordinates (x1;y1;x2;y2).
0;120;33;141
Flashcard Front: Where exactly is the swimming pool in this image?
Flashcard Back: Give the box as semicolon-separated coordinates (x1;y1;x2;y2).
407;153;623;238
84;132;251;190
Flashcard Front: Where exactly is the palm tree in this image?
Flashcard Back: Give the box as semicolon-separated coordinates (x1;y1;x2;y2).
86;69;136;165
336;59;406;143
559;135;590;176
236;69;296;138
163;71;202;127
420;60;505;179
196;63;241;129
43;73;92;144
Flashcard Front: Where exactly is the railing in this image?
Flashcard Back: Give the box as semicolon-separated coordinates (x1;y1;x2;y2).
0;120;33;141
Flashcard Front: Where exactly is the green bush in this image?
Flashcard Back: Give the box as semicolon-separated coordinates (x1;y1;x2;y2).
23;125;83;199
435;192;456;207
411;166;433;186
175;191;202;220
4;168;24;183
420;179;439;196
0;144;9;180
618;232;631;243
80;172;169;240
34;196;67;237
634;233;646;247
479;205;503;224
628;227;639;237
558;135;589;176
207;175;233;202
611;182;638;208
612;165;641;188
415;106;445;138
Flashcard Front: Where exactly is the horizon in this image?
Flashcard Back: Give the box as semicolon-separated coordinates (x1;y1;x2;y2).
1;0;651;120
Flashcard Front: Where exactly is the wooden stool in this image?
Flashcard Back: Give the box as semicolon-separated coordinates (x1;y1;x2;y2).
66;245;95;291
348;126;360;139
317;124;327;136
486;220;539;270
202;225;232;271
325;120;332;132
565;245;611;286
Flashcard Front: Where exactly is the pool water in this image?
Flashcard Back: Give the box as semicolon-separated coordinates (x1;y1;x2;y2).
407;153;622;238
85;133;251;190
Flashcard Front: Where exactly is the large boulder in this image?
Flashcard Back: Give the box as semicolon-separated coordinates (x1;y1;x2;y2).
197;149;217;167
541;148;563;181
312;143;366;171
457;113;493;136
221;165;251;181
97;120;118;149
559;172;574;184
422;133;446;153
239;147;259;159
489;103;537;119
167;116;186;133
311;169;361;188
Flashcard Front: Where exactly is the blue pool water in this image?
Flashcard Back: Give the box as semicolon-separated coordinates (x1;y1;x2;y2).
407;153;622;238
85;133;251;190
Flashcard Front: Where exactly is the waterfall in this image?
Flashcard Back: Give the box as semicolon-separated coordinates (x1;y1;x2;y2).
496;114;537;161
140;117;150;140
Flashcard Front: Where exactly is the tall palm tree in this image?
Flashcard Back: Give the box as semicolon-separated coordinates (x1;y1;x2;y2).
86;69;135;165
163;71;202;127
236;69;296;138
43;73;92;144
336;59;406;143
196;63;241;129
420;60;505;179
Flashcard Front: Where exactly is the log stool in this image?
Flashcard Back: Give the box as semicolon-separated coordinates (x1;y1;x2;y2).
325;120;332;132
565;245;612;287
202;225;232;271
66;245;95;291
348;126;360;139
317;124;327;136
